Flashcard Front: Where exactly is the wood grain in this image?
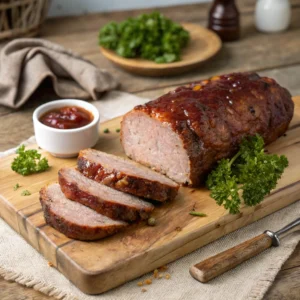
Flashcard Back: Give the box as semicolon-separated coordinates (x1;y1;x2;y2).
0;97;299;294
190;233;273;283
100;23;222;76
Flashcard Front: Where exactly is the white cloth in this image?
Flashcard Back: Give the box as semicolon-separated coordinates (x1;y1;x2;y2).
0;91;299;300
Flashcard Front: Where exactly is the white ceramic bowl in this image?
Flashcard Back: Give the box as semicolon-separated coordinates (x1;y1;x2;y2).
33;99;100;158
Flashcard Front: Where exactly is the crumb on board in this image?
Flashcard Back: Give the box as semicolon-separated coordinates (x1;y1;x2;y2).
141;288;147;292
158;265;168;271
192;203;196;211
175;226;182;232
137;265;172;290
47;261;54;267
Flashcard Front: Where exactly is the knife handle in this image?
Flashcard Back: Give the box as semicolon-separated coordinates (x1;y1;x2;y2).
189;233;273;283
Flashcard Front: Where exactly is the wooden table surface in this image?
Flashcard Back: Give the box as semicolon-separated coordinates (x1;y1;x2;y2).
1;1;300;299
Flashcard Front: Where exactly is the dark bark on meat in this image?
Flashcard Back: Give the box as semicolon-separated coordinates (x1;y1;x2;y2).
58;169;153;222
124;72;294;186
77;152;179;202
39;186;127;241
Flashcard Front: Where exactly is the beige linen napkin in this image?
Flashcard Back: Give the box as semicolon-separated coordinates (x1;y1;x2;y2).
0;38;118;109
0;91;299;300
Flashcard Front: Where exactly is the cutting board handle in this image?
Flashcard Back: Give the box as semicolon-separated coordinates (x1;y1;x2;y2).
189;233;273;283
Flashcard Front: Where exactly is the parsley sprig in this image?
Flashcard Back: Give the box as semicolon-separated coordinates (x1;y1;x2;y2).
99;12;190;63
206;135;288;214
11;145;50;176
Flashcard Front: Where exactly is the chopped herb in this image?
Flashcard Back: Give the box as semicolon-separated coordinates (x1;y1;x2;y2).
189;211;207;217
103;128;110;134
11;145;49;176
116;128;121;133
13;183;20;191
206;134;288;214
21;190;31;196
99;12;190;63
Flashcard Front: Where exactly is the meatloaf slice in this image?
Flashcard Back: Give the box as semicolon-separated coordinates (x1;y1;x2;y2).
58;168;154;222
40;183;127;240
77;149;179;202
121;72;294;186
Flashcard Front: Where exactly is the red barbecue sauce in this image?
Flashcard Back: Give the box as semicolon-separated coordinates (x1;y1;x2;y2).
39;106;93;129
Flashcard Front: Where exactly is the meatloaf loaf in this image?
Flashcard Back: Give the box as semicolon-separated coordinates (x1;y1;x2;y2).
40;183;127;240
121;72;294;186
58;167;154;222
77;149;179;202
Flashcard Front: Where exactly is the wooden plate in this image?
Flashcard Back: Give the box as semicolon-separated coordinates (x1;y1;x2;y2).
100;23;222;77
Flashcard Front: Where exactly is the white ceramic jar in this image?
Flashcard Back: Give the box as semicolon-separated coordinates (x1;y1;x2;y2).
255;0;291;32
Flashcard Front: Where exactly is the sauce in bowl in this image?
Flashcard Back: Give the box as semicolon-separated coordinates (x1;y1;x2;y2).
39;106;93;129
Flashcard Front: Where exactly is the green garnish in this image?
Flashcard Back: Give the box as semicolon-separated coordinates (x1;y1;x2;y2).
13;183;20;191
206;134;288;214
99;11;190;63
21;190;31;196
103;128;110;134
116;128;121;133
11;145;50;176
147;217;156;226
189;211;207;217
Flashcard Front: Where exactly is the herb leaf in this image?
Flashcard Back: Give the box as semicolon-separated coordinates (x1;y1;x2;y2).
206;135;288;214
189;211;207;217
103;128;110;134
21;190;31;196
13;183;20;191
11;145;50;176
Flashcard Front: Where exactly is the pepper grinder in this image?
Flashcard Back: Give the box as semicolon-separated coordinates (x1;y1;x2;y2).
255;0;291;33
208;0;240;41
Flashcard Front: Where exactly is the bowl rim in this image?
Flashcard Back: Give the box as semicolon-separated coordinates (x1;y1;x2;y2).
33;99;100;133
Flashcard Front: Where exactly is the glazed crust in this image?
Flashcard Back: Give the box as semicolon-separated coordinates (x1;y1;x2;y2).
39;187;126;241
77;154;179;202
58;170;154;222
132;72;294;186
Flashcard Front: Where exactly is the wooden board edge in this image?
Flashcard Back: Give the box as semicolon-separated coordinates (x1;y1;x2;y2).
55;181;300;294
0;195;20;233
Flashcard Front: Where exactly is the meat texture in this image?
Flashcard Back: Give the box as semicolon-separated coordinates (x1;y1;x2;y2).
40;183;127;240
58;168;154;222
121;72;294;186
77;149;179;202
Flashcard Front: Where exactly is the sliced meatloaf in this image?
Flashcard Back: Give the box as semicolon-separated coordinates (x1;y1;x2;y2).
121;72;294;186
58;168;154;222
77;149;179;202
40;183;127;240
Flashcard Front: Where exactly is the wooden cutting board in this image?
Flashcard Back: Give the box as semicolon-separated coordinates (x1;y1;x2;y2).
1;96;300;295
